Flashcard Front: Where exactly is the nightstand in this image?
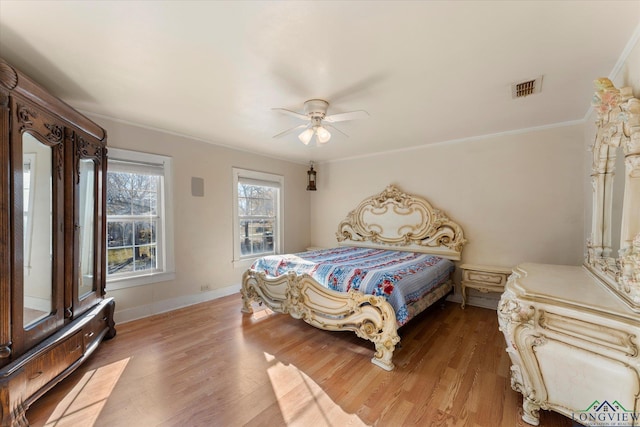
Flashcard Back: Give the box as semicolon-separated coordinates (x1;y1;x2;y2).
460;264;513;309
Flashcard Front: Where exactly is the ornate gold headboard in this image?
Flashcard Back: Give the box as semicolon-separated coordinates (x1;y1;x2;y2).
336;185;466;260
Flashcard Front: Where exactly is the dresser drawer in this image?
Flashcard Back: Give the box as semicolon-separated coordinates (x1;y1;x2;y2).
83;311;109;349
464;270;507;285
25;332;83;395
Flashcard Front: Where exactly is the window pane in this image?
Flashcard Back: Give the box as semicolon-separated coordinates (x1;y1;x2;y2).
107;173;160;216
257;197;274;216
131;190;157;215
107;222;122;247
248;197;273;216
107;247;133;274
134;221;156;245
107;221;133;247
106;172;133;215
239;184;275;216
134;245;156;271
239;219;274;256
131;174;157;192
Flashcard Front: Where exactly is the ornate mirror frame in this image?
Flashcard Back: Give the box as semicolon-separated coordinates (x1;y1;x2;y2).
585;78;640;311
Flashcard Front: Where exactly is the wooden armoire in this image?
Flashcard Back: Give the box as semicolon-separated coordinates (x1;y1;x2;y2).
0;58;115;426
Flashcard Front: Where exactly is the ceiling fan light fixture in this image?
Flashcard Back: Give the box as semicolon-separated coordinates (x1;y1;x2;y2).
298;128;314;145
274;99;366;145
316;126;331;143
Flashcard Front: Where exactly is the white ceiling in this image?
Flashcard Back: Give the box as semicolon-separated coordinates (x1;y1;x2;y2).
1;1;639;163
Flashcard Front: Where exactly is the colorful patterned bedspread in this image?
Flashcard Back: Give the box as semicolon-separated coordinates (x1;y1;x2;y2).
250;246;454;326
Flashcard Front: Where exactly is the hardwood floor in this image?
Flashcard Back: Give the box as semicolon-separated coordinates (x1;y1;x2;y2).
26;295;574;427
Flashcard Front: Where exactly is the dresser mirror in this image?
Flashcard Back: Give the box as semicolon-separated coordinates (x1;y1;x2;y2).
22;132;53;327
609;150;625;258
586;78;640;311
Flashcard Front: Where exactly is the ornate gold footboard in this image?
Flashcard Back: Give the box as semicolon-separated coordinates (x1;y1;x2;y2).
241;269;400;370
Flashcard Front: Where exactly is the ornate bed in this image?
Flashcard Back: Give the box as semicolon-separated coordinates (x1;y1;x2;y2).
241;185;466;370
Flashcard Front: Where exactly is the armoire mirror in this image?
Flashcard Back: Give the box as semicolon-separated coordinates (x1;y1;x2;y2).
78;158;96;298
586;77;640;311
22;132;52;327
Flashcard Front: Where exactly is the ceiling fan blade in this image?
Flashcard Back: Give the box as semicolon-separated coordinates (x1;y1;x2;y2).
324;110;370;123
272;123;308;138
327;73;387;103
324;123;349;138
272;108;308;121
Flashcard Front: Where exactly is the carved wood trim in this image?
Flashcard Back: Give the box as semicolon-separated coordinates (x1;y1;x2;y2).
538;310;637;357
0;90;10;363
73;132;103;184
0;57;105;141
15;102;66;181
0;62;18;90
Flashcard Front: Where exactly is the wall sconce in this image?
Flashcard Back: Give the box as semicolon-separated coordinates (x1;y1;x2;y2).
307;162;317;191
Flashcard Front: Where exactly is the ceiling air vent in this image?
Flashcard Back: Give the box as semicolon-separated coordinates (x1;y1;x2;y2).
511;76;543;99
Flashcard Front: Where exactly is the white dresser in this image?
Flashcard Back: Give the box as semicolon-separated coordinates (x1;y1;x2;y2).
498;79;640;426
498;263;639;426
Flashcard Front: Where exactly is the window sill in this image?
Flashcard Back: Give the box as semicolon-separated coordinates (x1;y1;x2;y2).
106;271;176;291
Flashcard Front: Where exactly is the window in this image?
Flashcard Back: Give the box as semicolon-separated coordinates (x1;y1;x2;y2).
106;148;174;289
233;168;283;263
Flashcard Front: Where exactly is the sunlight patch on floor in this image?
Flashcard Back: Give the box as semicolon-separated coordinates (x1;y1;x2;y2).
264;352;370;427
251;307;274;320
43;358;130;427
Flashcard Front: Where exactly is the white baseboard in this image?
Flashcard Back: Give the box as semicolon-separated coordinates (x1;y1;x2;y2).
114;283;241;324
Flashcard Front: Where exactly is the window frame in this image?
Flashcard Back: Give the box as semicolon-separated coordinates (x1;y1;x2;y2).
105;148;175;290
232;168;284;266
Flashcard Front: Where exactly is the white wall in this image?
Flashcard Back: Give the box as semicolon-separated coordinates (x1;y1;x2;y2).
89;115;311;322
615;30;640;95
310;123;586;271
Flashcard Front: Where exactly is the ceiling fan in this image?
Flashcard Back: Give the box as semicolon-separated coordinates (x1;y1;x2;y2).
272;99;369;145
